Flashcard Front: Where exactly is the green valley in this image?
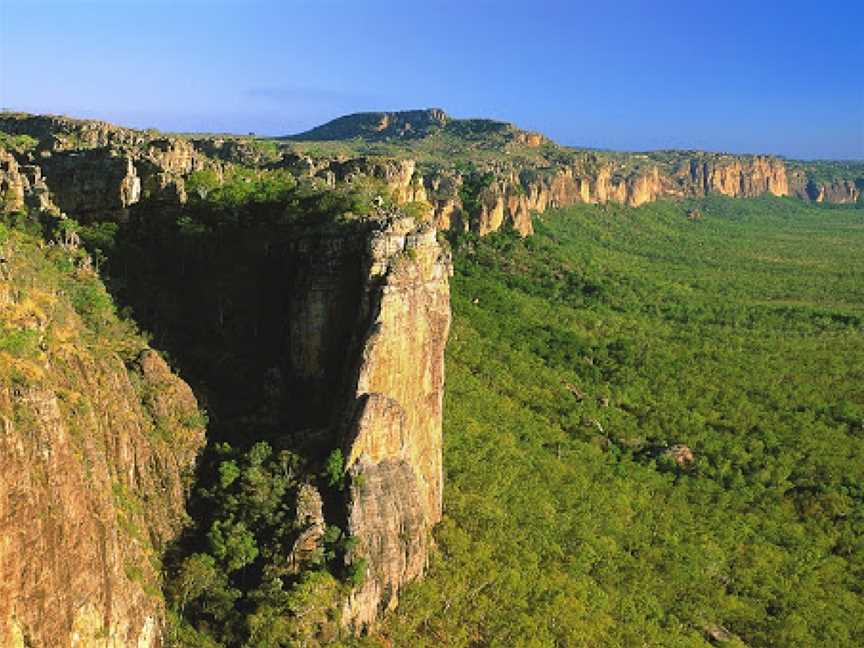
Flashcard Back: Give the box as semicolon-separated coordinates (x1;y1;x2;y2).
378;196;864;647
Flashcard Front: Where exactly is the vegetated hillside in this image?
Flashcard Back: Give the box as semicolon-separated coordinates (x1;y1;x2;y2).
0;212;205;646
282;108;553;167
285;108;452;141
377;196;864;647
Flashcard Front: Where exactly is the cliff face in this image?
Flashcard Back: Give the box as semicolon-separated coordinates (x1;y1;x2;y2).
5;111;861;243
787;168;861;203
0;113;144;152
278;109;862;237
342;218;451;628
680;155;789;197
0;114;282;221
0;226;205;647
280;150;843;239
274;215;451;630
0;149;57;215
415;154;794;236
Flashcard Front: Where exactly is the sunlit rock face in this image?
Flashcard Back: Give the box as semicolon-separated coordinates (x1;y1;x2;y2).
341;217;450;629
275;213;451;630
0;343;204;647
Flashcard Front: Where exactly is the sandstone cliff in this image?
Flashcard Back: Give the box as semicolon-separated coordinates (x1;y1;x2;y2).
271;213;451;630
279;146;859;239
0;114;279;221
280;109;862;237
4;110;861;242
0;224;205;647
341;217;451;628
3;118;455;635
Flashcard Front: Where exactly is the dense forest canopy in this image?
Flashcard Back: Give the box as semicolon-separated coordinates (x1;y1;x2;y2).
375;196;864;647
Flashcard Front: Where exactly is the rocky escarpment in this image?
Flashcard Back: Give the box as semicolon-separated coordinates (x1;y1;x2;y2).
0;114;280;221
281;109;862;236
0;224;205;647
3;114;454;636
285;151;817;237
4;110;861;242
341;217;451;627
256;213;451;630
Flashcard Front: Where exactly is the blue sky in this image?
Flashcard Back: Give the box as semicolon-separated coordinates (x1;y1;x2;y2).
1;0;861;159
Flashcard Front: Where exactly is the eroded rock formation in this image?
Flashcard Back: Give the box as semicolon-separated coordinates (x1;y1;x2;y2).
274;214;451;629
3;110;861;241
341;218;451;628
0;245;205;647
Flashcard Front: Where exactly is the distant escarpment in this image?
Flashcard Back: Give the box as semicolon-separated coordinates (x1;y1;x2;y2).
279;108;861;230
287;108;451;141
3;110;861;243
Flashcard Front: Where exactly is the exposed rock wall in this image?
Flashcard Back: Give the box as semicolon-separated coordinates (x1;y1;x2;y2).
0;149;57;214
787;168;861;203
274;214;451;630
0;113;145;152
4;112;861;240
341;217;451;628
0;229;205;647
414;154;795;236
38;150;143;216
278;152;822;238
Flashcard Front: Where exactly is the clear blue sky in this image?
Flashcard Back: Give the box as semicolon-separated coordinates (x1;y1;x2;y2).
1;0;862;159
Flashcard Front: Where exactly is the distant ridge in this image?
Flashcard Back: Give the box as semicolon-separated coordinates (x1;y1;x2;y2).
284;108;450;141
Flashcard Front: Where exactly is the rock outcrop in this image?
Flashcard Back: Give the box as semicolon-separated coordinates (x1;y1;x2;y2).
0;227;205;646
411;153;795;236
278;110;861;237
0;149;57;215
274;213;451;630
277;148;858;239
4;110;862;240
340;218;451;628
788;170;861;204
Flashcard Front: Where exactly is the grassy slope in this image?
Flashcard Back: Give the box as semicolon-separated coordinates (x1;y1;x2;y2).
375;196;864;647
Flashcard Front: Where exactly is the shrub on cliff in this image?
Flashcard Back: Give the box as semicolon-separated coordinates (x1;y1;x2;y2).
0;132;37;153
166;441;356;646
